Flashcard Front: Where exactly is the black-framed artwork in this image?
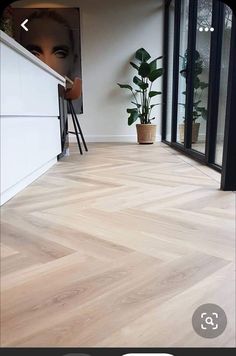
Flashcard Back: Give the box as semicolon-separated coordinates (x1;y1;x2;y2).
12;7;83;114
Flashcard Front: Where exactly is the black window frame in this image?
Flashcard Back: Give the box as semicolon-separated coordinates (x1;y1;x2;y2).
162;0;236;191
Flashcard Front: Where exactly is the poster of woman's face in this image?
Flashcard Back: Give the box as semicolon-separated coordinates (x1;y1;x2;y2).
13;8;83;114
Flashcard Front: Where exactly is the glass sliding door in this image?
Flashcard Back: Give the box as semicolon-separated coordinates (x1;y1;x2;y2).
176;0;189;145
191;0;212;153
162;0;235;189
214;5;232;166
166;0;175;142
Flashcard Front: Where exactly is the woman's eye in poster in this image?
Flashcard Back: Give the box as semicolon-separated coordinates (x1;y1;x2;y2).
53;47;70;58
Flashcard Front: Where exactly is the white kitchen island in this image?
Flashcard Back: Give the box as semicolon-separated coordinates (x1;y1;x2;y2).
0;30;65;206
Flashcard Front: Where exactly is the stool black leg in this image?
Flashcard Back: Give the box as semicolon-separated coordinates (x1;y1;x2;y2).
76;115;88;152
70;102;88;152
68;101;83;155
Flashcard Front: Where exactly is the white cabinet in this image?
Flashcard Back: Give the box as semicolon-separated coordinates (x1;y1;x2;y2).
0;31;65;205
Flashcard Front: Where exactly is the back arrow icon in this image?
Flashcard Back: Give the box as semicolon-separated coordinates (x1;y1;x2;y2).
21;19;29;31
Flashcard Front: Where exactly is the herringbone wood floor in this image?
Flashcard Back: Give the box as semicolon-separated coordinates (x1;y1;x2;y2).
0;143;235;347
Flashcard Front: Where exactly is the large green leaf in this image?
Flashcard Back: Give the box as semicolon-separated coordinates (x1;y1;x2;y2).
202;111;207;120
149;59;157;72
199;82;208;89
135;48;151;62
133;76;148;90
192;111;201;118
195;50;200;60
198;107;208;120
195;67;202;75
130;62;139;70
149;56;163;72
117;83;133;91
127;108;138;113
149;91;162;98
139;82;149;90
148;68;163;82
133;76;143;86
128;110;139;126
138;62;151;78
194;77;200;89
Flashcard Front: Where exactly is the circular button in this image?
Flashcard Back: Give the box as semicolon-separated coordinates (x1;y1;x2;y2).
192;303;227;338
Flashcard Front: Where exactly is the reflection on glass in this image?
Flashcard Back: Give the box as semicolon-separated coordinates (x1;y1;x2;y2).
215;5;232;166
176;0;189;144
191;0;212;153
166;0;175;142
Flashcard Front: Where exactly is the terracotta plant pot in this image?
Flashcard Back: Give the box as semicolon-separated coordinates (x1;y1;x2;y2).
136;124;157;144
179;122;200;143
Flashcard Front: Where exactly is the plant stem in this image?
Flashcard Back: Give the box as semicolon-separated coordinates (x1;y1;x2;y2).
141;76;145;124
147;82;153;121
132;90;141;115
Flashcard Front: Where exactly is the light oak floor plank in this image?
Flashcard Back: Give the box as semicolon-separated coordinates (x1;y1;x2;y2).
1;142;235;347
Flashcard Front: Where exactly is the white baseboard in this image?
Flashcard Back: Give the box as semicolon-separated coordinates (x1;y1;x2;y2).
0;157;57;206
195;133;224;142
69;134;162;143
175;133;225;142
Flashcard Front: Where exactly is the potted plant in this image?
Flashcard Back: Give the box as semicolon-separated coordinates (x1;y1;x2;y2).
117;48;163;144
179;50;208;143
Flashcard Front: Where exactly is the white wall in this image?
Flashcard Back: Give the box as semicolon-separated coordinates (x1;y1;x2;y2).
13;0;164;142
